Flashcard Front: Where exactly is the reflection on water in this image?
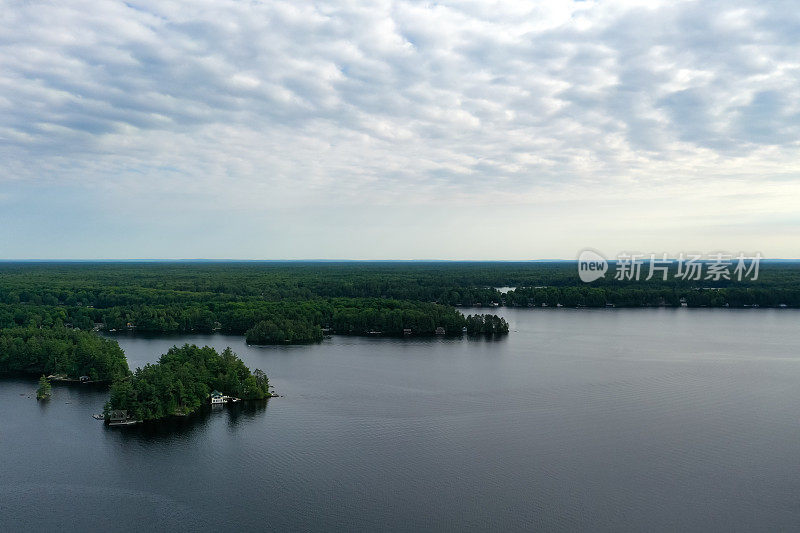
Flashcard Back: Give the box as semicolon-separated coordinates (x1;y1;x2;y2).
2;308;800;532
108;401;271;442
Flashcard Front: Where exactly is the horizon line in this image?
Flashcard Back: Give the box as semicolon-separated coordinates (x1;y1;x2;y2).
1;258;799;263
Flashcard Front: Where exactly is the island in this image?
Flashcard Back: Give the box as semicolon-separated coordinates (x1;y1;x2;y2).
246;317;324;345
36;375;51;400
104;344;271;422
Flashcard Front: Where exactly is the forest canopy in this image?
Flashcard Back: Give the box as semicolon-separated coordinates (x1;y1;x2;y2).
245;318;323;345
106;344;271;421
0;327;129;381
0;261;797;346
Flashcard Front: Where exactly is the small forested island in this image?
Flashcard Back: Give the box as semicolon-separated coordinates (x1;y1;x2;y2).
246;318;324;345
105;344;271;422
36;374;51;400
464;314;510;335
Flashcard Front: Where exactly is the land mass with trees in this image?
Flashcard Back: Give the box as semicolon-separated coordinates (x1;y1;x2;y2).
0;262;523;342
105;344;271;421
0;327;129;381
1;261;797;422
0;260;798;345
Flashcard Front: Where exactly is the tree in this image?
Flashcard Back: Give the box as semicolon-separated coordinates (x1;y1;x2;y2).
36;375;51;400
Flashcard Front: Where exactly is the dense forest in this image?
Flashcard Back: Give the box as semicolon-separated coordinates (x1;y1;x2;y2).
0;327;129;381
1;261;797;424
0;262;523;341
0;261;797;346
246;318;324;345
465;314;510;336
105;344;271;421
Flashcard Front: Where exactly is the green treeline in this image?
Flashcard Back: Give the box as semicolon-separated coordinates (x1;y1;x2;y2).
326;299;468;336
2;262;799;312
244;306;510;344
465;314;510;335
246;318;323;345
0;262;514;307
1;261;798;309
0;297;506;343
0;262;797;349
106;344;271;421
503;285;800;308
0;327;129;381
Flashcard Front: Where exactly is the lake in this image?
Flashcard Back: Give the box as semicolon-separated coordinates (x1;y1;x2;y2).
2;308;800;532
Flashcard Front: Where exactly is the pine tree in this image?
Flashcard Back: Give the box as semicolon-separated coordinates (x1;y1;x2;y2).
36;375;52;400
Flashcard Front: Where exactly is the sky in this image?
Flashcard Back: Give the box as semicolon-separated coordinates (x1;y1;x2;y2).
1;0;799;259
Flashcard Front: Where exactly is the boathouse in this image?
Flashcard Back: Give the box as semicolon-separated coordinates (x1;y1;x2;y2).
108;410;128;425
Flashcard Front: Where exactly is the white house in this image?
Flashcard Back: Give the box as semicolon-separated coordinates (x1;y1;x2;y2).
210;391;225;405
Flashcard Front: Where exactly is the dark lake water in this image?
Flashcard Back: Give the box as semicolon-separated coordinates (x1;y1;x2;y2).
2;308;800;532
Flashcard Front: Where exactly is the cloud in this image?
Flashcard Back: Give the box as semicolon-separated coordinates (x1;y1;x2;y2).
1;0;799;257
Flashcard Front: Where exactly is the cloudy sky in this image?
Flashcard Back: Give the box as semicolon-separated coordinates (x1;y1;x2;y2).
1;0;799;259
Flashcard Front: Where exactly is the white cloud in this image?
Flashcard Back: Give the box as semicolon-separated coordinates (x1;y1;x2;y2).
1;0;799;257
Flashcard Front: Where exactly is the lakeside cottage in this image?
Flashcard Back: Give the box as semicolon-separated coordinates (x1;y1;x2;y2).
107;410;131;426
109;410;127;422
107;409;142;426
210;391;225;405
